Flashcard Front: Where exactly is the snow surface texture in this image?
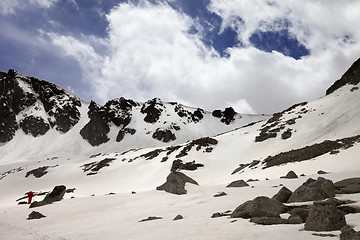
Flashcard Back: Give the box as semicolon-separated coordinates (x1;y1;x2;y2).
0;61;360;239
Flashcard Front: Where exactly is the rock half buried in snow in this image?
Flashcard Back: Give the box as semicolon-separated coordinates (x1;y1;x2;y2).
156;172;198;195
226;180;249;188
231;196;287;219
27;211;46;220
304;200;346;231
280;171;298;179
287;177;335;203
30;185;66;208
340;225;360;240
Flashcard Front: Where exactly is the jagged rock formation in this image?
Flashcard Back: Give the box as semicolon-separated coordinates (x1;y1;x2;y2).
30;185;66;208
156;172;199;195
326;57;360;95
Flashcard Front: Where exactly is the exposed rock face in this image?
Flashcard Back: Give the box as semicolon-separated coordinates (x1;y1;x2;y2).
156;172;198;195
27;211;46;220
81;158;116;175
226;180;249;188
326;57;360;95
335;178;360;194
304;200;346;231
141;98;163;123
25;166;55;178
231;196;287;219
0;69;81;142
30;185;66;208
20;116;50;137
287;177;335;203
272;186;292;203
212;107;237;125
152;128;176;142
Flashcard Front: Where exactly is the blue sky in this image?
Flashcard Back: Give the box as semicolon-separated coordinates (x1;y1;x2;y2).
1;0;360;114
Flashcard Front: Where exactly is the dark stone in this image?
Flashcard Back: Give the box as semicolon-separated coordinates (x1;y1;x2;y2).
156;172;198;195
139;216;162;222
25;166;50;178
212;110;222;118
250;216;288;225
340;225;360;240
272;186;292;203
289;207;310;223
175;137;218;158
281;129;292;139
280;171;298;179
287;177;335;203
81;158;115;174
304;200;346;231
27;211;46;220
226;180;249;188
288;214;304;224
231;196;287;219
116;127;136;142
222;107;236;125
173;215;183;221
19;116;50;137
30;185;66;208
213;192;227;197
326;58;360;95
317;170;329;175
335;178;360;194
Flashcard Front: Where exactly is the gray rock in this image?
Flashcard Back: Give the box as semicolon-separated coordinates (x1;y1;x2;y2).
287;177;335;203
340;225;360;240
139;216;162;222
335;178;360;194
156;172;198;195
231;196;287;219
30;185;66;208
272;186;292;203
226;180;249;188
304;201;346;231
213;192;227;197
280;171;298;179
27;211;46;220
250;216;288;225
289;207;310;223
173;215;183;221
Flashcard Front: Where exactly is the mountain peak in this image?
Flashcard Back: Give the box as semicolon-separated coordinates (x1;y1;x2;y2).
326;57;360;95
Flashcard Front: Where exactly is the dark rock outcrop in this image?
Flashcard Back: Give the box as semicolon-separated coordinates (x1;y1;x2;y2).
335;177;360;194
152;128;176;142
141;98;163;123
287;177;335;203
212;107;237;125
156;172;198;195
173;215;183;221
250;216;289;225
30;185;66;208
25;166;56;178
326;58;360;95
272;186;292;203
231;196;287;219
27;211;46;220
214;192;227;197
81;158;116;175
19;116;50;137
226;180;249;188
304;200;346;231
139;216;162;222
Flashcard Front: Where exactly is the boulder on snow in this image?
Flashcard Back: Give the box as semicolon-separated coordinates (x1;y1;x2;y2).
272;186;292;203
280;171;298;179
156;172;198;195
340;225;360;240
27;211;46;220
287;177;335;203
173;215;183;221
230;196;287;219
30;185;66;208
139;216;162;222
334;177;360;194
250;216;289;225
304;200;346;231
226;180;249;188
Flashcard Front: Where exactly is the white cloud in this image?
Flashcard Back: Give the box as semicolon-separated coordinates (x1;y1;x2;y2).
42;1;360;114
0;0;59;15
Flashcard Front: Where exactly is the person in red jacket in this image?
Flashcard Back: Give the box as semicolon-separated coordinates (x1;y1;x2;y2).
27;191;34;204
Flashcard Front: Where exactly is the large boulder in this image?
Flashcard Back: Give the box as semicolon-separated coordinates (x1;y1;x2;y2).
272;186;292;203
280;171;298;179
156;172;198;195
304;200;346;231
287;177;335;203
231;196;287;219
30;185;66;208
335;178;360;194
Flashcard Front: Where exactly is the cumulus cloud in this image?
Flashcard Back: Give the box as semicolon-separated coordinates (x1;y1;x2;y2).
42;0;360;114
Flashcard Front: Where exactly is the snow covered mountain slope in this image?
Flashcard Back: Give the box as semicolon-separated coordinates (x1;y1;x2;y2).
0;58;360;240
